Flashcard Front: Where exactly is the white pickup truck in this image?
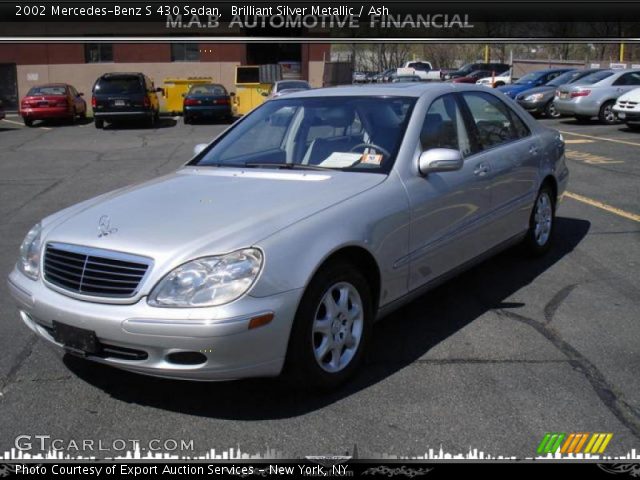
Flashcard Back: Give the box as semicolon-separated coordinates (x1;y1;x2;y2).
396;60;442;81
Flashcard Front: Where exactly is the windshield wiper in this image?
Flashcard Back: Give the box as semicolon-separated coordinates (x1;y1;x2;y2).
243;162;330;171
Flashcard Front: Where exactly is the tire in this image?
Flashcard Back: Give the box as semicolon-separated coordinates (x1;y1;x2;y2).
598;100;618;125
544;100;561;119
94;118;104;129
284;262;373;389
23;118;33;127
80;108;87;119
183;115;190;125
522;184;556;256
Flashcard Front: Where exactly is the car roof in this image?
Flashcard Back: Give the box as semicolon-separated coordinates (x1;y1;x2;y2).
278;82;495;99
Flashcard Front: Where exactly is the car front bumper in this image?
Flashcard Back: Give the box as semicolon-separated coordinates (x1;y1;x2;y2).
517;99;546;114
7;267;302;381
613;108;640;122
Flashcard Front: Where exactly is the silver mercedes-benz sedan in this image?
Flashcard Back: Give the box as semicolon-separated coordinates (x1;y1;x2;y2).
8;83;568;388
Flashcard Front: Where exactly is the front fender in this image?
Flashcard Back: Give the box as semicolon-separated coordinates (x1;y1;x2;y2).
249;173;411;308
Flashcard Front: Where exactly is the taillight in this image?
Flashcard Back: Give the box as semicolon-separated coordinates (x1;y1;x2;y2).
91;96;97;108
143;96;151;108
571;89;591;98
215;98;230;105
184;98;200;106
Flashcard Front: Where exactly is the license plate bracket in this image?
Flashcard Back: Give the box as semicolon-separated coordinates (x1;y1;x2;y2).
52;321;100;354
113;99;126;107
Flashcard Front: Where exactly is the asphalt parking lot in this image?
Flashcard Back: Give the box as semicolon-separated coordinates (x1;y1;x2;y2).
0;113;638;460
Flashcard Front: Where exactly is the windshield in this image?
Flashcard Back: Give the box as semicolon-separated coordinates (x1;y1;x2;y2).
27;86;67;96
576;70;614;85
546;71;582;87
94;76;144;95
515;72;544;84
192;96;416;173
276;81;310;91
189;84;227;95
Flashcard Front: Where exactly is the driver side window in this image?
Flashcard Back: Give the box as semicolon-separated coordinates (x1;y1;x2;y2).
420;95;472;157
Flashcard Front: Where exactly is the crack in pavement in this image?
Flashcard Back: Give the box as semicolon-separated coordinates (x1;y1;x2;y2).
495;308;640;440
0;334;39;396
544;284;578;324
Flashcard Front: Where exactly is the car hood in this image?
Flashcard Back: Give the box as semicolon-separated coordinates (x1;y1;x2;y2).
515;85;555;99
43;167;385;266
616;88;640;102
498;84;533;97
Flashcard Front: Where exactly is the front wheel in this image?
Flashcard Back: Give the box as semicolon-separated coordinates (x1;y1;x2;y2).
522;184;556;256
598;100;618;125
285;262;372;389
94;118;104;129
23;118;33;127
545;100;561;119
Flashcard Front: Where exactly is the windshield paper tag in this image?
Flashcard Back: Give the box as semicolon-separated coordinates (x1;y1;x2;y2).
361;153;383;165
318;152;362;168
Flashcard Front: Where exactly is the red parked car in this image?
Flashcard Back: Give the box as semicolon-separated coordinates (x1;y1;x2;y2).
20;83;87;126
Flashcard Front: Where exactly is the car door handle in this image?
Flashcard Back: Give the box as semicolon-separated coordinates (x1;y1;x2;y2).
529;145;539;155
474;163;490;176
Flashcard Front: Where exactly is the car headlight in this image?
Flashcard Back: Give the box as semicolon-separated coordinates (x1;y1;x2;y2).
524;93;545;102
148;248;263;307
18;222;42;280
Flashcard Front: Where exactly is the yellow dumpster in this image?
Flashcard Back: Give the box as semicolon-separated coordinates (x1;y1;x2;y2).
162;77;213;114
231;66;274;116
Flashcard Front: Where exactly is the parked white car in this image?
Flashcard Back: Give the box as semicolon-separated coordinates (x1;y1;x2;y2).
397;60;442;81
613;87;640;130
477;71;512;87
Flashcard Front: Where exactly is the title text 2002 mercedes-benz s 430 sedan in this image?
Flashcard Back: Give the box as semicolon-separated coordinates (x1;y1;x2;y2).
8;83;568;388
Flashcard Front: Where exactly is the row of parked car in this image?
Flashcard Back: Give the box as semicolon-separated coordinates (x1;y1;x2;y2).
16;72;313;129
356;62;640;128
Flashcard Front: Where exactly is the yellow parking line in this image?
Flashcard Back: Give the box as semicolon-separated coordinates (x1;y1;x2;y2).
560;130;640;147
565;191;640;223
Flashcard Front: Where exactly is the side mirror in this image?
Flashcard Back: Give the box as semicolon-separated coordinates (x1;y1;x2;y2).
229;92;236;97
418;148;463;175
78;92;84;97
193;144;208;156
261;92;269;97
156;87;163;93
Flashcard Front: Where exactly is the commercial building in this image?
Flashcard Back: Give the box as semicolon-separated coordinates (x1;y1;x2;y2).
0;43;330;111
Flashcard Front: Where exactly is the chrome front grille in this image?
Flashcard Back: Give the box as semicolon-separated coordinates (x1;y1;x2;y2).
43;243;151;298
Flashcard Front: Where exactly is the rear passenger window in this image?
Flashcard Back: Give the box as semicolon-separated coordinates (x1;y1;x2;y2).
462;92;527;149
420;95;472;157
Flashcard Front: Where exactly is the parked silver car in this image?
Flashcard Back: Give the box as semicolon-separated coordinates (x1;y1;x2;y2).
8;84;568;388
554;69;640;124
267;80;311;99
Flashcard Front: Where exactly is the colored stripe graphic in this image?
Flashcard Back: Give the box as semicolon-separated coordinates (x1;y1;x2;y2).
537;433;565;454
540;433;613;455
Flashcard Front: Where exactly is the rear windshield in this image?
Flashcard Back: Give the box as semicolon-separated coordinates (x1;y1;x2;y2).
575;70;614;85
94;76;144;95
188;84;227;96
27;86;67;96
276;81;310;91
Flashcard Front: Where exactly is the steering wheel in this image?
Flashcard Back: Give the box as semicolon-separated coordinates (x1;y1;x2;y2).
349;143;391;158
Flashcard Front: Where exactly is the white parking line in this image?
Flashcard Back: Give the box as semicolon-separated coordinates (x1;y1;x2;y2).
1;118;24;127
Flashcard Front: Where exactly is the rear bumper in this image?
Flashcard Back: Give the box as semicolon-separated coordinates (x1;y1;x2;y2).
94;110;154;121
21;107;72;119
184;105;231;117
553;98;598;116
